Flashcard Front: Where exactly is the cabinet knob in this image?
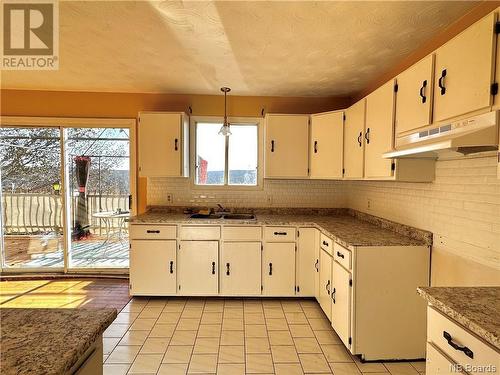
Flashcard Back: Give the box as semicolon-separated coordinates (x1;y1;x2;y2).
331;287;336;303
269;263;273;276
419;80;427;103
443;331;473;359
169;261;174;274
438;69;447;95
174;138;179;151
271;140;275;152
364;128;370;144
146;230;160;234
226;262;230;276
336;251;345;259
357;132;362;147
314;140;318;153
212;262;216;275
322;241;329;247
274;231;287;236
326;280;330;294
314;259;319;271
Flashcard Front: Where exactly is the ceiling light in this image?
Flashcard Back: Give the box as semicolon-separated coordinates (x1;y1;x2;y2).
218;87;232;137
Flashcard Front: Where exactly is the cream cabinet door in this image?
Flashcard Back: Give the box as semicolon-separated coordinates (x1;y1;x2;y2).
310;111;344;179
221;242;261;296
314;233;320;301
433;12;496;122
395;55;434;135
138;112;188;177
343;99;365;179
318;248;332;318
178;241;218;295
364;80;395;179
130;240;176;295
331;261;351;349
265;114;309;178
296;228;319;297
262;242;296;296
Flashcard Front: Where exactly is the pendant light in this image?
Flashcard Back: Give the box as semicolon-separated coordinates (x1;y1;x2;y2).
218;87;232;136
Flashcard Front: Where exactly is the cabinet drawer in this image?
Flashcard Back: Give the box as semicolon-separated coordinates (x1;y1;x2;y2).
320;233;333;255
427;307;498;374
130;224;177;239
264;227;296;242
333;243;351;270
180;226;221;240
223;226;262;241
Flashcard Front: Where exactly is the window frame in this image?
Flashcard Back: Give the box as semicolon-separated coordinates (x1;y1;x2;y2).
190;116;263;190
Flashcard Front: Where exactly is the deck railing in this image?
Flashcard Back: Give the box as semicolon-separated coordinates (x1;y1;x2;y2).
1;193;129;235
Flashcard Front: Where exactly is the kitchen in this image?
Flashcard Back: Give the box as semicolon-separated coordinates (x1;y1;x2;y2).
0;1;499;375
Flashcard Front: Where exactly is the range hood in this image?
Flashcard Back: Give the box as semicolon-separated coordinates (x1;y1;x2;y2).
384;111;499;159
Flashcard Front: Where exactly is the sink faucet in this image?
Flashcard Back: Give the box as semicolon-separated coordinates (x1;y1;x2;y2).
216;203;226;213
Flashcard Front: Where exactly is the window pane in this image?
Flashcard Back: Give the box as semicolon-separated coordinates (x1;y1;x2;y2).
196;123;225;185
228;125;258;185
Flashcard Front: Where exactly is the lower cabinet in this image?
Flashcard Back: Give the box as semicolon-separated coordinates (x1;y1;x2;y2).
262;242;296;296
221;242;261;296
318;248;332;318
178;241;218;295
296;228;318;297
129;240;177;296
426;343;464;375
331;260;351;349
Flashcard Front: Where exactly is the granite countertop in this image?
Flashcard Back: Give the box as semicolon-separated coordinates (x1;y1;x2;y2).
417;287;500;350
129;208;432;248
0;308;117;375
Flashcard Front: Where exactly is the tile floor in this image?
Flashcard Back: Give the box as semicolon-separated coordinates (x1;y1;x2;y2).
104;297;426;375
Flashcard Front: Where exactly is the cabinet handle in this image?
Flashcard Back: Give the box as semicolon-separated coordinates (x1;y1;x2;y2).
322;240;329;247
314;259;319;271
269;263;273;276
336;251;345;259
419;80;427;103
174;138;178;151
326;280;330;294
169;261;174;274
271;140;275;152
274;231;287;236
212;262;216;275
443;331;474;359
146;230;160;234
226;262;230;276
364;128;370;144
331;287;336;303
438;69;447;95
314;140;318;153
357;132;362;147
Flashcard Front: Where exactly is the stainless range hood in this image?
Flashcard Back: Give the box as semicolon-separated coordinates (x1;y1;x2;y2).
384;111;499;159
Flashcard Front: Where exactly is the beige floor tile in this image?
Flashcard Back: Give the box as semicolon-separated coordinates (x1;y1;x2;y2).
188;354;218;373
246;337;271;353
321;344;353;362
384;363;419;374
157;312;181;324
201;312;223;324
410;361;426;372
150;323;176;337
218;345;245;363
138;307;163;319
246;354;274;373
197;324;221;338
271;345;300;363
129;318;156;331
216;363;245;375
308;318;332;331
274;363;304;375
329;362;361;375
113;312;139;325
157;363;188;375
103;337;121;355
170;330;197;345
245;312;266;324
181;308;203;319
352;356;388;373
266;318;289;331
146;299;167;308
303;309;326;320
163;304;185;313
104;324;129;338
106;345;141;364
118;330;149;346
269;330;294;346
264;308;285;319
294;337;322;353
128;353;162;374
103;363;130;375
176;318;201;330
314;330;342;345
220;330;244;346
224;299;243;308
289;324;315;338
193;337;220;354
222;318;244;330
162;345;193;363
204;302;224;312
140;337;170;354
245;324;268;337
223;308;244;318
285;312;308;324
299;353;331;373
281;301;303;312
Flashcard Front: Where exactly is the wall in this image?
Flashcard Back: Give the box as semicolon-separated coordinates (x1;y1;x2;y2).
345;154;500;286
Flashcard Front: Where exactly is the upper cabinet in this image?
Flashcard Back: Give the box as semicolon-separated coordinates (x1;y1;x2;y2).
310;111;344;179
265;114;309;179
433;12;497;122
364;80;395;178
138;112;189;177
343;99;366;179
395;54;434;135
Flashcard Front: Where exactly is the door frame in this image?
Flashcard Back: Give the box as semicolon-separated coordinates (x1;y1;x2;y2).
0;116;137;274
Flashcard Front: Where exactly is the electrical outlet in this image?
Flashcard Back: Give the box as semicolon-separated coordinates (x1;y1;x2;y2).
166;194;173;204
267;195;273;205
367;198;372;210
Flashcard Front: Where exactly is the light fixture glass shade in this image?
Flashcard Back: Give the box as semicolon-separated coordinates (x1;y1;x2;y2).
218;123;232;136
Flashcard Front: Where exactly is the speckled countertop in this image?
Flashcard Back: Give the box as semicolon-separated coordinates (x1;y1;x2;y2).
0;308;117;375
417;287;500;350
129;208;432;248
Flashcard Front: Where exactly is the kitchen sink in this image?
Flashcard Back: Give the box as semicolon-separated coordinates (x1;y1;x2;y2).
222;213;256;220
189;213;224;219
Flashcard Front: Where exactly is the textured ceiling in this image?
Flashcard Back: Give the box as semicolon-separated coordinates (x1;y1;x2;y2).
1;1;477;97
